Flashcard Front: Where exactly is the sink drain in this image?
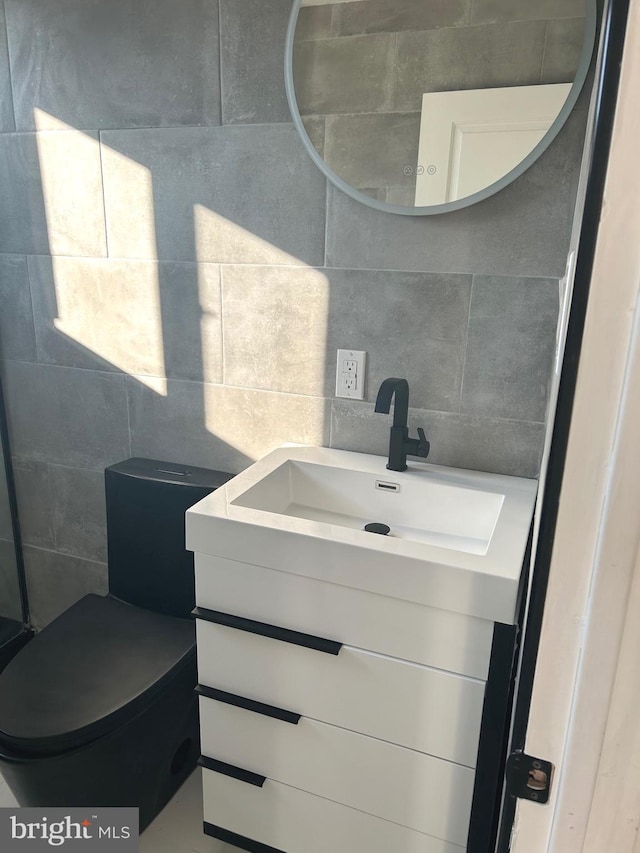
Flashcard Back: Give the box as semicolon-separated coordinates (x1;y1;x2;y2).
364;522;391;535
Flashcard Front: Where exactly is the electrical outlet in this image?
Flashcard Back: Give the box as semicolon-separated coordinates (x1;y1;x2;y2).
336;349;366;400
343;375;357;391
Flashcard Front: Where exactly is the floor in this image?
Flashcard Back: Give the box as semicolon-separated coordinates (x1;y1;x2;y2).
0;771;18;809
0;769;236;853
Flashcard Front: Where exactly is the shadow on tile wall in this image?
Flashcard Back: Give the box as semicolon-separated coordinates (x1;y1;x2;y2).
0;0;589;627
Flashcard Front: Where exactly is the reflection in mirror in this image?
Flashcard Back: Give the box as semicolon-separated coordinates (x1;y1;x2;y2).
288;0;594;214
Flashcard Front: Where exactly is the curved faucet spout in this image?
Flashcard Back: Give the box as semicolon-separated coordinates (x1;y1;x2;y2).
375;378;429;471
374;377;409;429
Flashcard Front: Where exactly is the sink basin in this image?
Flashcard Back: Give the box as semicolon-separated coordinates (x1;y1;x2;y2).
186;446;538;624
231;459;504;556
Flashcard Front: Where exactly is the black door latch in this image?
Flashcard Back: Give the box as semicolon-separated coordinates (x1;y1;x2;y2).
506;752;553;804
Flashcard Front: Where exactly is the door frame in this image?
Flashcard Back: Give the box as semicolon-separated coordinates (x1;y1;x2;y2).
506;0;639;848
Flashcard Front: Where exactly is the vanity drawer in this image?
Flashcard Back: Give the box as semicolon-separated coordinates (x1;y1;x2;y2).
200;699;474;846
196;618;486;767
194;554;494;679
202;768;465;853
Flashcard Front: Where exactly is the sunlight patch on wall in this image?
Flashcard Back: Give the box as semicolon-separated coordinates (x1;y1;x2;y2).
50;257;167;393
193;204;307;267
194;204;331;458
202;383;329;465
216;264;332;398
33;109;107;257
137;375;168;396
100;141;159;260
197;261;225;386
34;110;165;391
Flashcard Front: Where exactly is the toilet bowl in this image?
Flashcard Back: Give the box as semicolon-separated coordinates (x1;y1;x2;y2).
0;458;231;830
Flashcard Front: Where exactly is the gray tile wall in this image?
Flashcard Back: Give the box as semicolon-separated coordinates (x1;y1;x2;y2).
0;0;589;627
4;0;222;130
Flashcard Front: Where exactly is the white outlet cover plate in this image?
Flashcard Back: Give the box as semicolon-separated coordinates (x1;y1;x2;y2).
336;349;367;400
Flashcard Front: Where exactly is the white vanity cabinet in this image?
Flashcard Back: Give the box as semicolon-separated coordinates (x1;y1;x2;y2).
186;447;536;853
191;555;516;853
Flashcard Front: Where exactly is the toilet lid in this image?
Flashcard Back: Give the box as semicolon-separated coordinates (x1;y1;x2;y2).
0;594;195;754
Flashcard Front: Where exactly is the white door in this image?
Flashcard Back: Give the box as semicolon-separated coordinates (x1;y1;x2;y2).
414;84;571;205
509;0;640;849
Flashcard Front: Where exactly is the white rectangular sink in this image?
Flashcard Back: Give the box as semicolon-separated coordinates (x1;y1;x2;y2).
232;459;504;556
187;446;538;624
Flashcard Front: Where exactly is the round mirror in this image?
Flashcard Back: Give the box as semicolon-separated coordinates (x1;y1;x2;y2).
285;0;597;215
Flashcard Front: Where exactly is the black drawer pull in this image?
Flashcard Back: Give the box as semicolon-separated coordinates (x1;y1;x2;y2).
196;685;301;725
198;756;265;788
193;607;343;655
204;822;285;853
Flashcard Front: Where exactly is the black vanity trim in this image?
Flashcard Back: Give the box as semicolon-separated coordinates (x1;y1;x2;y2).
203;822;285;853
196;685;301;725
193;607;343;656
198;756;266;788
467;622;518;853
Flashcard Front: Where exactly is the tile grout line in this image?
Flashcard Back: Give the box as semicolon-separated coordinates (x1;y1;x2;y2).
457;274;475;414
23;254;41;362
124;374;133;458
217;0;224;126
0;252;567;281
1;0;18;132
0;356;547;427
97;131;111;258
294;15;574;42
389;31;400;112
219;265;227;386
540;20;550;84
44;460;59;553
466;0;473;27
323;178;329;268
328;398;334;448
13;457;107;475
21;542;107;568
0;120;299;136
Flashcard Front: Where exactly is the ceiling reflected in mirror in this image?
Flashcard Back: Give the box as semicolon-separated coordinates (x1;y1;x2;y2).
286;0;597;215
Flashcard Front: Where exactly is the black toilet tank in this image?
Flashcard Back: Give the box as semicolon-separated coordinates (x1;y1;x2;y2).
105;458;232;619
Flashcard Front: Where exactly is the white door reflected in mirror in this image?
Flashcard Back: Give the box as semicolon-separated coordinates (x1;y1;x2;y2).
415;83;572;205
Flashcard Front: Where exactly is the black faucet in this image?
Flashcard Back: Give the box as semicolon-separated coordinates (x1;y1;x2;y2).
375;378;430;472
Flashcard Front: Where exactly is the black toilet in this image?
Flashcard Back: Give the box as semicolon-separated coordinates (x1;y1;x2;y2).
0;458;231;830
